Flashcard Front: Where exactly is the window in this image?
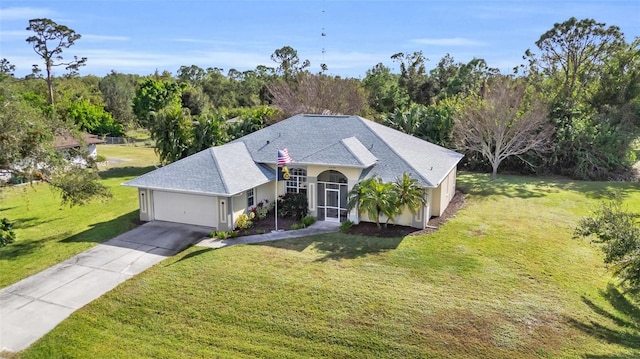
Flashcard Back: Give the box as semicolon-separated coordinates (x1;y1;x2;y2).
139;192;147;213
220;200;227;223
285;168;307;194
247;188;255;208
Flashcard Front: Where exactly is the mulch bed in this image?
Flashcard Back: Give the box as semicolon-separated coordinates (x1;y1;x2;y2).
241;211;298;235
229;190;467;238
344;190;467;238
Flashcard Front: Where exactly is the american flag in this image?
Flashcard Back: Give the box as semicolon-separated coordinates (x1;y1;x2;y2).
277;148;293;165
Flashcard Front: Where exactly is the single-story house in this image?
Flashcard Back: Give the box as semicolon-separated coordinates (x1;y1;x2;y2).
54;132;104;165
1;132;105;183
123;114;463;230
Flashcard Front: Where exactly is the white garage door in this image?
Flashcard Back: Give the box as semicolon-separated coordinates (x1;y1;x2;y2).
153;191;217;227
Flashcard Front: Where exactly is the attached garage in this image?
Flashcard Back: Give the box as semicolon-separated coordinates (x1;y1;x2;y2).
153;191;217;227
123;115;463;231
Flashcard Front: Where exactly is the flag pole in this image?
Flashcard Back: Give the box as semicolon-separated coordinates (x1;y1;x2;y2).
275;162;278;232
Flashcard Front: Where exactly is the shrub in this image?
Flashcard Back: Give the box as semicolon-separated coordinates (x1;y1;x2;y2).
215;231;229;240
340;220;354;232
255;206;269;220
301;216;316;227
277;193;308;221
0;218;16;247
256;229;265;234
290;223;305;230
229;231;239;238
574;196;640;291
235;212;255;229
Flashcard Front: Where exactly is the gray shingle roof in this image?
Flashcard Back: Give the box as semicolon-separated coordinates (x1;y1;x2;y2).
123;114;463;194
233;114;463;187
122;142;274;195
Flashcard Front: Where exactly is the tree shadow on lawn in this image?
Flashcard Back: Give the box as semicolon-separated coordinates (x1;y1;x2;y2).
567;284;640;355
99;165;158;179
457;173;553;199
459;172;639;201
60;210;141;245
166;248;213;266
11;216;60;230
254;233;404;262
0;232;67;261
559;181;639;201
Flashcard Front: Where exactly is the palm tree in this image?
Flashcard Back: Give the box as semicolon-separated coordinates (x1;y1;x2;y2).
347;176;397;229
150;106;193;164
393;172;427;216
383;103;425;136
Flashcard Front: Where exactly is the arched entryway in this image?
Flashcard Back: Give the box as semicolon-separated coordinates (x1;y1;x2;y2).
316;170;348;222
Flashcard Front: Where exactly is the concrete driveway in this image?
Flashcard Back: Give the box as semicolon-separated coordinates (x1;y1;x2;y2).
0;221;211;354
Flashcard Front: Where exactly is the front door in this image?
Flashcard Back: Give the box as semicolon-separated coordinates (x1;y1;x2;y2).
324;188;340;222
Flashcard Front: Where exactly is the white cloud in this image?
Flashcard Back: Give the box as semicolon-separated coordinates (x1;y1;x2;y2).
411;37;486;46
0;30;31;39
82;34;129;42
172;38;218;44
78;49;269;74
0;7;56;21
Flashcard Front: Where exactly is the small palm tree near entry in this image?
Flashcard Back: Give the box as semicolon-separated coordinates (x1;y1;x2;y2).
393;172;427;217
347;173;426;229
347;176;397;229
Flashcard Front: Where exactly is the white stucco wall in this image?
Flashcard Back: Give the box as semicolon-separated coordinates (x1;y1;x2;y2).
432;167;457;217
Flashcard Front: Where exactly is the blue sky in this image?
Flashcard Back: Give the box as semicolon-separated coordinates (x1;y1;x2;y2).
1;0;638;79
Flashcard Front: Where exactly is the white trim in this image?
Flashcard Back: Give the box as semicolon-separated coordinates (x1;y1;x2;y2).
324;188;341;222
140;191;147;213
247;188;255;208
219;199;227;223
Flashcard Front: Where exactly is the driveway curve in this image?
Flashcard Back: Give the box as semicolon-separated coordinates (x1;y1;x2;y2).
0;221;211;354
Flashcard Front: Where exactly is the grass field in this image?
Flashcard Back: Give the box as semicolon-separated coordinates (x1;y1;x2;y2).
0;144;159;288
9;172;640;358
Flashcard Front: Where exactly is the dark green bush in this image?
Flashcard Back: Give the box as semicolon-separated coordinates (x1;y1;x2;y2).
277;193;308;221
301;216;316;227
1;217;16;247
340;220;354;232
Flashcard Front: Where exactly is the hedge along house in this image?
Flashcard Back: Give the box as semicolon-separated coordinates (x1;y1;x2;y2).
123;114;463;231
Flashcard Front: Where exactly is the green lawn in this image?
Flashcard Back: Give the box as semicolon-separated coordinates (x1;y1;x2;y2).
0;144;159;288
12;173;640;358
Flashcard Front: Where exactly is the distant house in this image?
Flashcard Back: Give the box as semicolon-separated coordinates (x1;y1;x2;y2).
0;132;105;183
54;132;104;165
123;114;463;230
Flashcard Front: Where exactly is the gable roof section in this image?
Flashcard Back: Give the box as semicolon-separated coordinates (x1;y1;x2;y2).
294;136;377;168
214;142;274;194
340;137;378;168
55;132;104;150
233;114;463;187
123;142;274;196
361;119;464;187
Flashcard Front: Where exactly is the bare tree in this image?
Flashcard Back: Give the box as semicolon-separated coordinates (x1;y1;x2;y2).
267;73;366;117
453;77;554;179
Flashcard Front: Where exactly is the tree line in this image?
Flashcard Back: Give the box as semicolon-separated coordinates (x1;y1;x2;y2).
1;17;639;205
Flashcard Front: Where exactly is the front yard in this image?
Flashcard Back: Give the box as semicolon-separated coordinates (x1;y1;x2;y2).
0;145;158;288
5;172;640;358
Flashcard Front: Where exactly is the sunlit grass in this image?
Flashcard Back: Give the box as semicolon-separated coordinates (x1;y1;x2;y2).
15;173;640;358
0;145;159;288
